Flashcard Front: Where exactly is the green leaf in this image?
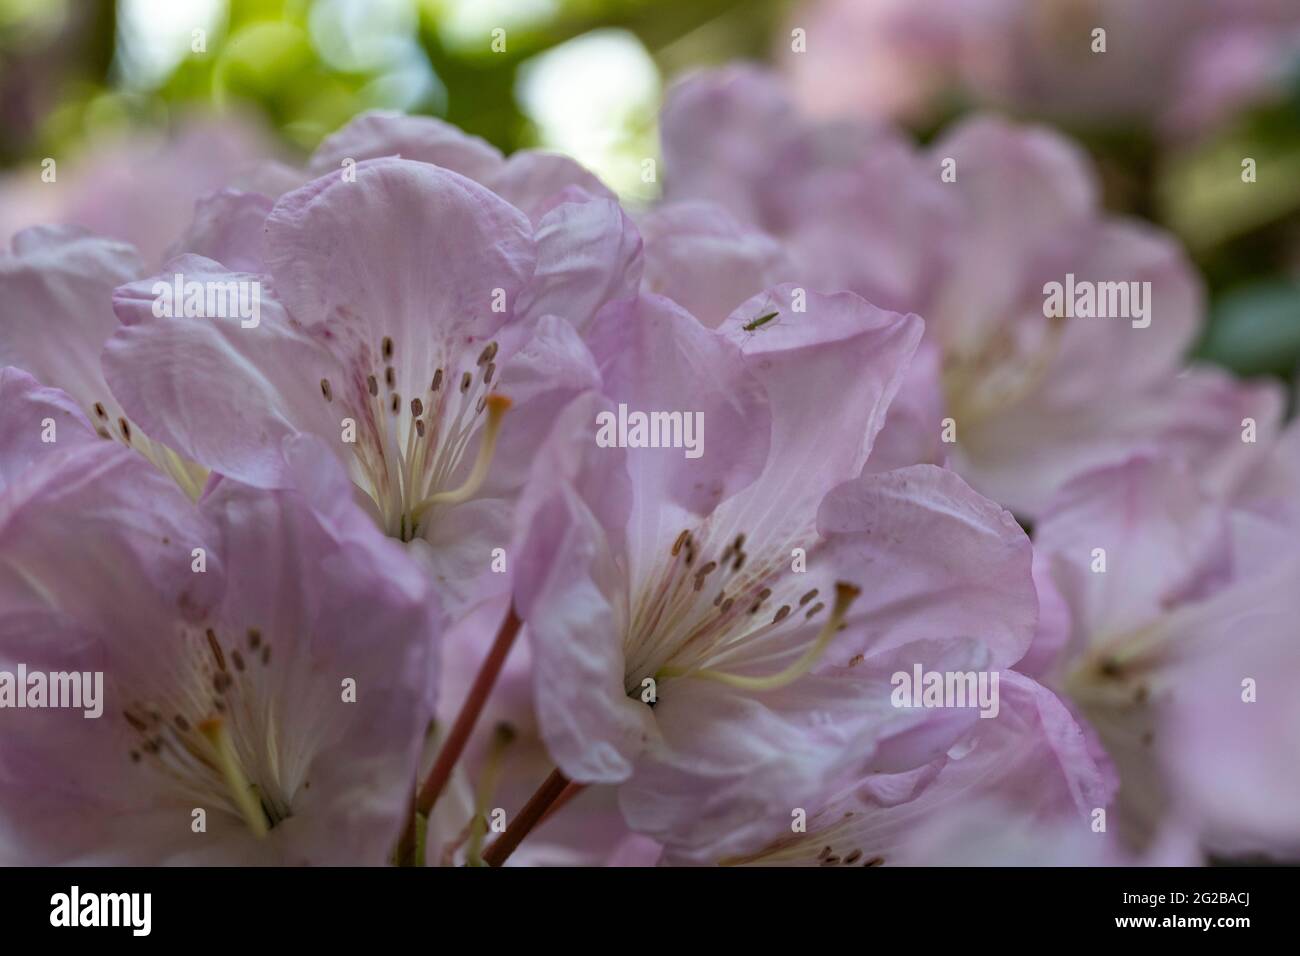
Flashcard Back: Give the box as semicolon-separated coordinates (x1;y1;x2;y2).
1197;280;1300;376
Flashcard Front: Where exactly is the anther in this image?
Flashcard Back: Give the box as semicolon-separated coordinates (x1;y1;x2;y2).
382;336;394;361
367;375;379;397
693;561;718;591
431;369;443;391
671;530;690;556
320;378;333;402
477;341;498;366
460;371;472;393
205;629;226;672
410;397;424;418
118;418;132;443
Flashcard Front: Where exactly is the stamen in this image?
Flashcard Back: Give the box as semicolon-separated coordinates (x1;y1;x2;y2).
205;629;226;672
320;378;333;402
672;530;690;556
410;395;512;519
198;718;269;838
658;583;861;692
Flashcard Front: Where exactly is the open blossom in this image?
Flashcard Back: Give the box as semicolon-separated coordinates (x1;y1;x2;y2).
660;66;1283;515
103;157;643;618
1160;551;1300;858
0;225;209;497
686;672;1116;866
164;110;643;301
0;368;436;864
1030;420;1300;849
510;284;1040;860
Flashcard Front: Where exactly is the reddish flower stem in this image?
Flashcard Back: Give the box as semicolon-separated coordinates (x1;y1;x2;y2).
538;778;586;828
395;605;522;865
482;767;572;867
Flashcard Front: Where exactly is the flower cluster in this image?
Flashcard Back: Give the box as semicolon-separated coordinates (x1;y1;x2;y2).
1;68;1294;866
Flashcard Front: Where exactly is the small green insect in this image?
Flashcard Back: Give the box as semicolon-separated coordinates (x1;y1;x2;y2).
742;310;779;332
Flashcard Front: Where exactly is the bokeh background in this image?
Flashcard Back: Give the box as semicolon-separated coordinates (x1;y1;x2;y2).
2;0;1298;387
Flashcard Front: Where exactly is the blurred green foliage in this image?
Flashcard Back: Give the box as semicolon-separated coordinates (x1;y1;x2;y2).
0;0;789;162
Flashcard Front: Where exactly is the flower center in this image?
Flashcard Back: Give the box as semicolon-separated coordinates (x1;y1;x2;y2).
319;337;510;541
624;525;860;693
121;626;300;838
941;313;1066;428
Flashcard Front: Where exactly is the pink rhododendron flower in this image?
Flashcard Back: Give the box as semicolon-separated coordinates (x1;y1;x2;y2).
660;67;1283;514
0;225;209;497
0;368;437;864
510;285;1040;860
103;158;637;620
1160;553;1300;858
685;672;1116;866
1031;423;1300;849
